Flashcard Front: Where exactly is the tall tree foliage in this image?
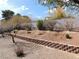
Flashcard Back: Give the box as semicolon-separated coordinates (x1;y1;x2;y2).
64;0;79;16
2;10;14;20
38;0;66;16
38;0;65;8
39;0;68;20
38;0;79;16
69;0;79;6
38;0;79;7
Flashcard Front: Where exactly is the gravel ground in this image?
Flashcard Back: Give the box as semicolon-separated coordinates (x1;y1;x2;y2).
0;35;79;59
16;30;79;46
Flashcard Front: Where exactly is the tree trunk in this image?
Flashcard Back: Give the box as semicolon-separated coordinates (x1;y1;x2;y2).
10;34;16;44
12;35;15;43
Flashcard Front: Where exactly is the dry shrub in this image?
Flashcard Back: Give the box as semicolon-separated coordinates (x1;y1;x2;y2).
15;46;25;57
66;34;72;39
43;20;57;31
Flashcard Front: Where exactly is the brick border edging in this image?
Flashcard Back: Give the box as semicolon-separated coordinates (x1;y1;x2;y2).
10;34;79;54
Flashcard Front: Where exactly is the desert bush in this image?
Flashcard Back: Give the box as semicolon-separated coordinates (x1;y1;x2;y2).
43;20;57;31
37;20;45;30
15;24;24;30
66;34;72;39
25;24;33;31
64;18;75;31
15;46;25;57
15;23;33;30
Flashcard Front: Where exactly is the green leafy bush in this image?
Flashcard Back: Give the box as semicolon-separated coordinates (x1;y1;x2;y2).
37;20;44;30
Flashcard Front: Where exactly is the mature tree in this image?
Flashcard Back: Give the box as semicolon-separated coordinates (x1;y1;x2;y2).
38;0;64;10
9;15;31;30
38;0;67;19
2;10;14;20
38;0;79;7
38;0;79;16
1;15;32;31
1;15;32;43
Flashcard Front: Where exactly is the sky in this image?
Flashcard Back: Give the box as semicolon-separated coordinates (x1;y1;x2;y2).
0;0;78;20
0;0;50;20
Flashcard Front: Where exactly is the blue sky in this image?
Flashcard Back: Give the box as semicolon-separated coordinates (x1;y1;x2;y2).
0;0;78;20
0;0;49;20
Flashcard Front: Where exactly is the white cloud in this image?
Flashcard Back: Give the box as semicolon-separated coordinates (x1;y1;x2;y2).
0;0;29;19
12;5;29;14
21;6;29;10
0;0;8;5
0;4;29;13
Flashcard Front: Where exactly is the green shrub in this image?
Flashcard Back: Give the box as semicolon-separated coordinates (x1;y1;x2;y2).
37;20;44;30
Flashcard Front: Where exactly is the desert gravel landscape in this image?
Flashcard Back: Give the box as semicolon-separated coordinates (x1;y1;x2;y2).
16;30;79;46
0;34;79;59
1;0;79;59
